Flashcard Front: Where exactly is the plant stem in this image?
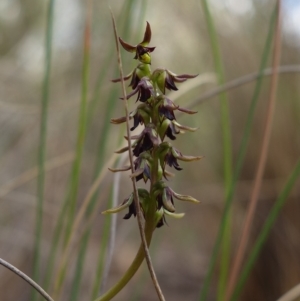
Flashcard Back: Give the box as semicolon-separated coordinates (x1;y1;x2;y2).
93;223;154;301
33;0;54;300
0;257;54;301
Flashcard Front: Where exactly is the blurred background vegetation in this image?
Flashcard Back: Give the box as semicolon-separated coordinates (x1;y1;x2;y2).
0;0;299;300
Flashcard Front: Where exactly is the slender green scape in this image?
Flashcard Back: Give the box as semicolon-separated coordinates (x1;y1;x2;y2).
96;22;202;301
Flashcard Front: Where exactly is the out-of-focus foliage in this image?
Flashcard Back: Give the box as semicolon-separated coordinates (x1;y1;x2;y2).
0;0;299;300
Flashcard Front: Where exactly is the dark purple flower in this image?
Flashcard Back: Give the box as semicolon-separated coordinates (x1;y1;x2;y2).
112;63;152;90
158;96;197;121
118;22;156;64
132;124;160;157
157;142;203;176
152;69;198;94
125;77;154;103
131;152;152;183
123;201;136;219
159;119;180;141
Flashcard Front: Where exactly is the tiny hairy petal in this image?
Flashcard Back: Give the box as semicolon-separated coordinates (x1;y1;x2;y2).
130;168;144;179
119;37;136;53
127;134;140;140
173;77;187;83
102;203;128;214
173;120;197;132
164;169;175;177
115;146;129;154
164;210;185;219
111;116;127;124
175;73;198;79
140;21;152;46
177;107;198;114
102;195;133;214
172;191;200;203
108;166;131;172
111;72;133;83
177;154;204;162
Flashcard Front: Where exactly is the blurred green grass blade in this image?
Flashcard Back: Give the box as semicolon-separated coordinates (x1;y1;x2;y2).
200;1;233;298
231;159;300;301
52;5;92;296
70;231;89;301
91;196;112;299
32;0;55;300
199;5;277;301
86;50;115;126
43;197;69;291
63;15;90;248
69;86;118;301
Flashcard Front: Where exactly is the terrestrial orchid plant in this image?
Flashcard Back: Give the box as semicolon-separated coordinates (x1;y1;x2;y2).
98;21;202;301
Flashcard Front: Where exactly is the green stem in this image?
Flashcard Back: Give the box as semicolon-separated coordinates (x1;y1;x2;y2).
91;207;112;299
53;7;91;297
93;223;154;301
32;0;54;300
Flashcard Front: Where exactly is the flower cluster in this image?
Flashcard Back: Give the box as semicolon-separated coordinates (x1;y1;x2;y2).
103;22;202;228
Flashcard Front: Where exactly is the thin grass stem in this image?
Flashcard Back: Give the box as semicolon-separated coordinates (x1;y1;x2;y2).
31;0;54;301
52;1;92;297
0;257;54;301
32;1;55;300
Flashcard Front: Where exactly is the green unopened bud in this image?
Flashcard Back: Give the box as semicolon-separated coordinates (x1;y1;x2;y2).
136;63;152;81
151;69;167;94
154;207;164;227
138;188;150;213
